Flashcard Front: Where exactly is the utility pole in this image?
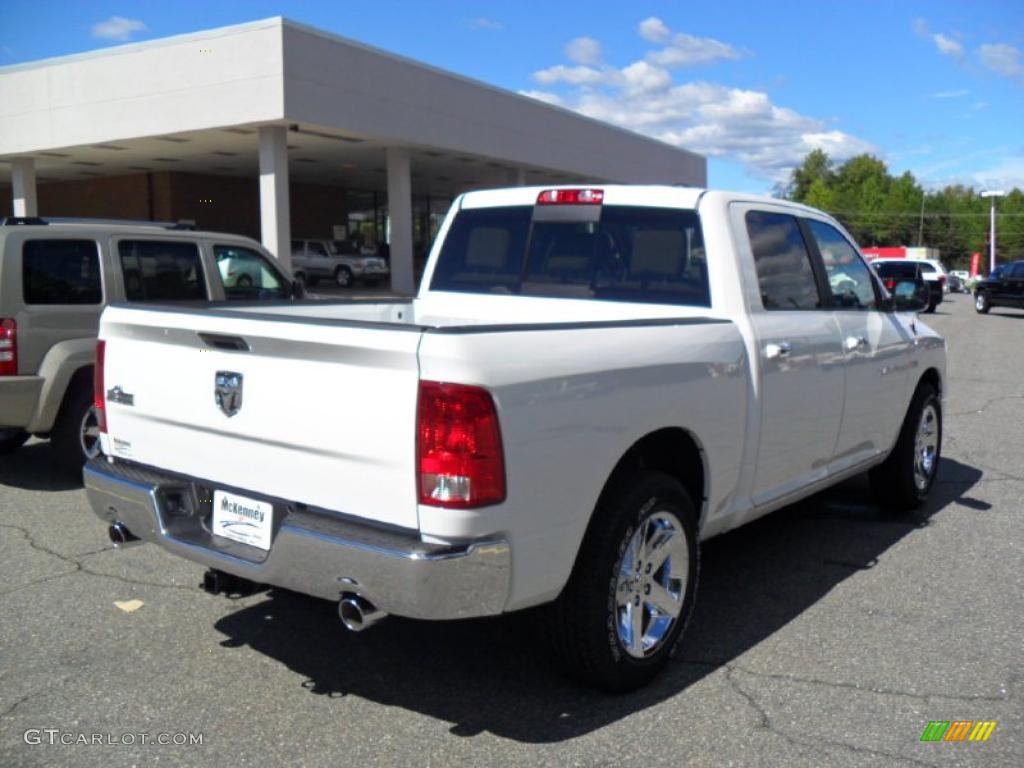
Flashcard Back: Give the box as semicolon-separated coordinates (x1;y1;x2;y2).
917;192;925;247
981;190;1005;274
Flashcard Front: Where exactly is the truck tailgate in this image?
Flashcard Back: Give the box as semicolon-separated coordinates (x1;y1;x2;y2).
98;305;423;530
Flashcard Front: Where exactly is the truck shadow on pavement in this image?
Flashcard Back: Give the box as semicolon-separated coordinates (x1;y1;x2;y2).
212;456;978;742
0;442;81;492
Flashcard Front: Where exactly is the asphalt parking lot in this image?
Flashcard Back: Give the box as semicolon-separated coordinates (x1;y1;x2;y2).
1;293;1021;768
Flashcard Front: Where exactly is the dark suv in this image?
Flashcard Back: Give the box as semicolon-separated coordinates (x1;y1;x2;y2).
974;261;1024;314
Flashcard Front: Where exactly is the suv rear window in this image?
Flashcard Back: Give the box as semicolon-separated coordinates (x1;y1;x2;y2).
430;206;710;306
874;262;920;279
119;240;207;301
22;239;102;305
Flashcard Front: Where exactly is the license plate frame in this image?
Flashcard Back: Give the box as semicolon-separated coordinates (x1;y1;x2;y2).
211;490;273;551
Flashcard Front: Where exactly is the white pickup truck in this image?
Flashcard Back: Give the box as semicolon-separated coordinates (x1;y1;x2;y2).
86;186;945;690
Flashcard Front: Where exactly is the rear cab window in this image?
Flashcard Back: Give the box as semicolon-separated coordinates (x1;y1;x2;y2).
118;240;207;301
430;205;710;307
744;211;823;310
22;239;102;305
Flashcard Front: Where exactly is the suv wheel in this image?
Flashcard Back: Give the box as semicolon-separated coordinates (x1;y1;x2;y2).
975;291;990;314
0;427;29;454
334;266;354;288
548;471;699;691
52;382;100;476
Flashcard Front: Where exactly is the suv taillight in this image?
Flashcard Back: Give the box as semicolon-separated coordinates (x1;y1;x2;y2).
94;340;106;434
0;318;16;376
417;381;505;508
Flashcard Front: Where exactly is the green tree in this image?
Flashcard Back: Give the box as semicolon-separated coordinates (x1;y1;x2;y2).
783;149;834;201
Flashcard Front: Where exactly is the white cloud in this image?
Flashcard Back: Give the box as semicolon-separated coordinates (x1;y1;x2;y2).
527;21;869;182
914;19;965;62
978;43;1022;78
638;17;671;44
533;64;609;87
648;31;744;67
933;33;964;60
466;17;502;30
91;16;147;41
565;36;602;65
519;90;564;107
931;88;969;99
970;157;1024;191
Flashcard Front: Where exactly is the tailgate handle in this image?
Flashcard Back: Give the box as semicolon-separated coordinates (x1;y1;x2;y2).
199;333;250;352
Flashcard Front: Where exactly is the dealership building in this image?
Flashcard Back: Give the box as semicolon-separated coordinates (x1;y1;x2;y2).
0;17;705;291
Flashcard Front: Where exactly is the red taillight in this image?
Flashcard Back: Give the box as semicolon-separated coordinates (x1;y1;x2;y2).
536;188;604;205
884;278;896;291
939;275;946;286
417;381;505;508
94;340;106;434
0;318;16;376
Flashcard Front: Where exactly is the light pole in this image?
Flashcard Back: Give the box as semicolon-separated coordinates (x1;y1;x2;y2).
981;190;1005;274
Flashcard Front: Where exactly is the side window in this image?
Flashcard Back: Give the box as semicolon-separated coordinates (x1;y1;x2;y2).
290;240;304;254
805;220;877;310
118;240;207;301
22;240;102;305
745;211;822;310
214;245;287;300
308;241;328;257
1010;263;1024;278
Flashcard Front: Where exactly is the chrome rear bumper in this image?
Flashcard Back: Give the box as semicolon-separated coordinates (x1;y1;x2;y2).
84;458;511;620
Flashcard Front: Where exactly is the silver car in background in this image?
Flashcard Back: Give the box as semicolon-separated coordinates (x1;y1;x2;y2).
290;239;390;288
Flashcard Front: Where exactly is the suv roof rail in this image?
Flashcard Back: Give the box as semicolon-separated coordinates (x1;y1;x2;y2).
1;216;49;226
168;219;196;231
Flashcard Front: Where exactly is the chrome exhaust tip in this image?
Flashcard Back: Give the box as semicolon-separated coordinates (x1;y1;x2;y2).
108;522;141;548
338;594;387;632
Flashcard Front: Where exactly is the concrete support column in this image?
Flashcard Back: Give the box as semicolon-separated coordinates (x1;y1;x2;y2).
507;167;527;186
258;125;292;270
12;158;38;217
386;147;415;295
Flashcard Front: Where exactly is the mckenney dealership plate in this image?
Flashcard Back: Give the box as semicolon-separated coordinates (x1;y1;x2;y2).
212;490;273;550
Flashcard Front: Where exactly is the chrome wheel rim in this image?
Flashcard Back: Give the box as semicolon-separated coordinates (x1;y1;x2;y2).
913;403;939;491
336;269;352;287
615;510;689;659
975;294;985;310
80;405;101;460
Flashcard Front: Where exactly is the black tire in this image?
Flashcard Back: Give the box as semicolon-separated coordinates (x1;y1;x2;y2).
0;428;29;454
924;300;937;314
548;471;699;692
974;291;990;314
334;266;353;288
870;383;942;514
51;382;101;477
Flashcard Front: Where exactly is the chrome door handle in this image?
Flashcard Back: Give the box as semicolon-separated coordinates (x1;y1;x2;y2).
765;342;792;359
844;335;868;351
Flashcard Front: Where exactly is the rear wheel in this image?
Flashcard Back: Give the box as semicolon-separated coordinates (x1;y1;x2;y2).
0;427;29;453
549;471;699;691
334;266;354;288
925;299;937;313
975;291;990;314
51;382;101;476
870;383;942;513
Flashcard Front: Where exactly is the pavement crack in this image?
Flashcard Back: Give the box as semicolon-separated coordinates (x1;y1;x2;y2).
730;665;1010;703
725;667;940;768
0;522;194;593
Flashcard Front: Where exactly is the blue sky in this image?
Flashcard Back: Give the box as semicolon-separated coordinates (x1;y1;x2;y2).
2;0;1022;193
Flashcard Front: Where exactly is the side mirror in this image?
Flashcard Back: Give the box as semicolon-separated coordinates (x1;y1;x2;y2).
290;279;306;299
887;278;928;312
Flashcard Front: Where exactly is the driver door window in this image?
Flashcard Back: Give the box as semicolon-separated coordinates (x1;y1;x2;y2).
806;220;877;310
213;245;287;300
